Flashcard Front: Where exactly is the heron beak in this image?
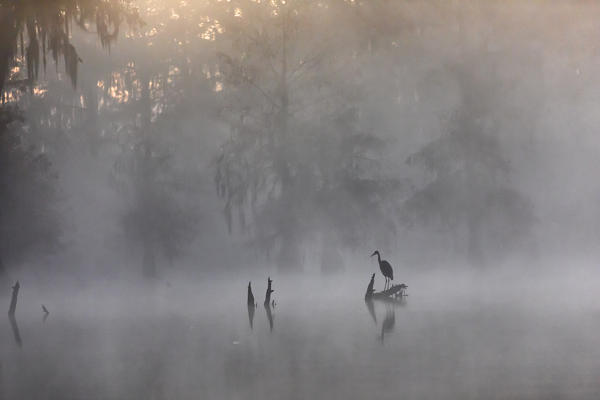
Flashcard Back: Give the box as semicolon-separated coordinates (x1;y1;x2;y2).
370;252;376;257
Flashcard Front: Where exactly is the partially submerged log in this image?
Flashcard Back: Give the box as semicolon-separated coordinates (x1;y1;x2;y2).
8;281;19;316
365;274;407;302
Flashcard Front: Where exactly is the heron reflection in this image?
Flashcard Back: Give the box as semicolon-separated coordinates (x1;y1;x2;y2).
380;304;396;344
365;296;405;344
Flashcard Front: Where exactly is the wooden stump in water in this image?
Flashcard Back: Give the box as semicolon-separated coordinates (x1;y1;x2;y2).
365;274;376;300
8;281;19;316
247;282;255;306
263;277;274;307
265;303;274;332
247;304;255;330
364;275;407;302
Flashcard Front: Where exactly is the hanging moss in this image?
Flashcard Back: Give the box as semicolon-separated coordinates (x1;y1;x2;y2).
1;0;143;93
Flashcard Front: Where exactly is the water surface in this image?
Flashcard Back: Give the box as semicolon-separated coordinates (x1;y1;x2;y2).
1;270;599;399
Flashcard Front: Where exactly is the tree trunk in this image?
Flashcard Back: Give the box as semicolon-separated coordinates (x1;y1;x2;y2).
139;72;157;278
84;82;99;155
142;239;156;278
467;211;484;267
320;235;344;274
277;239;302;271
277;229;302;271
0;7;18;95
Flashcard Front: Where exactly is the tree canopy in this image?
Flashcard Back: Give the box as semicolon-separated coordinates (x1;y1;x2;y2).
0;0;141;94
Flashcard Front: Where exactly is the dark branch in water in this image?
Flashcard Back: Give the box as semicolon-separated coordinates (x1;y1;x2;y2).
9;314;22;347
264;277;274;307
247;304;255;330
265;302;274;332
8;281;19;316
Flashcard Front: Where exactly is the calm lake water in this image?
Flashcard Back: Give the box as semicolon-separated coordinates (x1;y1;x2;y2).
1;269;599;399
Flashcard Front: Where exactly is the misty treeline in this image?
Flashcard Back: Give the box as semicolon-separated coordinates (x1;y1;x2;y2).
0;0;597;277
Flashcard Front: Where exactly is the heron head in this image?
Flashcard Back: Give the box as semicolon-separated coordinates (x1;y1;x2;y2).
370;250;380;257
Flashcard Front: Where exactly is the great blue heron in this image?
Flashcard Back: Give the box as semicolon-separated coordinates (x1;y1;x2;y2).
371;250;394;289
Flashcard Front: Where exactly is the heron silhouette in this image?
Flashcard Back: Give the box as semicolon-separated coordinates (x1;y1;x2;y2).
371;250;394;290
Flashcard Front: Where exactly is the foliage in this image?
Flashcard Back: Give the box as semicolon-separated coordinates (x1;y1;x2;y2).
403;69;535;264
211;0;403;269
0;106;60;265
111;112;199;274
0;0;142;93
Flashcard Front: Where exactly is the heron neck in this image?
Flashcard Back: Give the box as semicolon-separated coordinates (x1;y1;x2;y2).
377;253;381;263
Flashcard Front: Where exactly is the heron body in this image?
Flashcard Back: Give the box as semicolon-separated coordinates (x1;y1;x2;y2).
371;250;394;289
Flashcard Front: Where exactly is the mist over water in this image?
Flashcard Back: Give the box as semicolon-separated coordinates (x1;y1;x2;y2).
1;267;600;400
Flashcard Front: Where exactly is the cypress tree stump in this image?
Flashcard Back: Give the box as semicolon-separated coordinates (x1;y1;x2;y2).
263;277;274;307
247;282;255;306
247;304;255;330
265;302;274;332
247;281;256;330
